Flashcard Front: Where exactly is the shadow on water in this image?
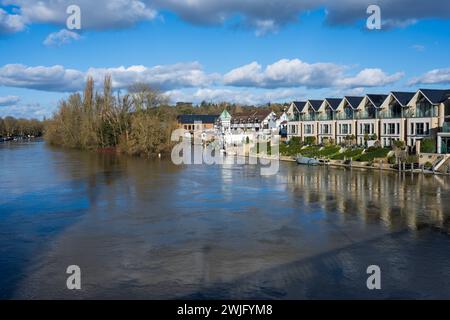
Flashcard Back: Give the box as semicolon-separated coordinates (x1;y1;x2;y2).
181;228;450;300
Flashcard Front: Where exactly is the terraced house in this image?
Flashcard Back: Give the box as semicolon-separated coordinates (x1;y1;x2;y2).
378;91;415;147
287;89;450;154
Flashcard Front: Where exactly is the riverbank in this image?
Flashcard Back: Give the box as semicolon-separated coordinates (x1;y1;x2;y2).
0;136;41;143
230;150;449;176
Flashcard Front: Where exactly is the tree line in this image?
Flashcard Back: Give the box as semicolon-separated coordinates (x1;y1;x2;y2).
44;76;179;157
44;75;287;157
0;116;44;138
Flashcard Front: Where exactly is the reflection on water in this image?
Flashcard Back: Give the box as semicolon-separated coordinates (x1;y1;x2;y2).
1;141;450;299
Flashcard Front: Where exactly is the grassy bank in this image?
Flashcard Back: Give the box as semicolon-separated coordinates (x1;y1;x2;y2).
278;138;392;163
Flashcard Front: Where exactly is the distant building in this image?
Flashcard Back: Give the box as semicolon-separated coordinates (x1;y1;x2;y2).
177;114;219;133
218;109;232;133
230;109;278;134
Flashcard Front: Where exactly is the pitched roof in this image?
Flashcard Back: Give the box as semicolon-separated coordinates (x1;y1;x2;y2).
391;92;415;106
344;96;364;109
307;100;324;112
324;98;342;111
292;101;306;110
232;109;274;122
419;89;450;104
219;109;232;120
366;94;388;108
177;114;219;124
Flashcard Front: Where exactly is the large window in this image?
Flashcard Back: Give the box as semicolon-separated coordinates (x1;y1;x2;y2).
367;104;376;118
416;96;436;117
325;107;333;120
390;101;402;118
344;106;353;119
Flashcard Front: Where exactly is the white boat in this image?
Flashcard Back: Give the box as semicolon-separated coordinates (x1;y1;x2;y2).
296;155;320;166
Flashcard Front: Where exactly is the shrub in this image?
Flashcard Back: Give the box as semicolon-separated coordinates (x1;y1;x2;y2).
331;148;363;160
424;161;433;170
289;136;302;146
421;138;436;153
393;140;405;149
388;156;396;165
305;136;316;145
406;155;419;164
355;148;390;162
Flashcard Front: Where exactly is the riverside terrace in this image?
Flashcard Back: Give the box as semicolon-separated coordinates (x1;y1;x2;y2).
286;89;450;155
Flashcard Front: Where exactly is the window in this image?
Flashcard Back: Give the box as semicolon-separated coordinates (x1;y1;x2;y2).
304;124;314;134
290;125;297;134
361;123;372;135
340;124;351;135
385;123;396;135
416;123;425;135
321;124;331;134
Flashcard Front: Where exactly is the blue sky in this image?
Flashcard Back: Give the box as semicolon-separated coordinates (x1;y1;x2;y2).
1;0;450;119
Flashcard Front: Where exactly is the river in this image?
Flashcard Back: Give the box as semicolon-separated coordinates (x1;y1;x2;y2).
1;140;450;299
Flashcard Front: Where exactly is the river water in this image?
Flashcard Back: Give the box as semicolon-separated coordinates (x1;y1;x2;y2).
1;140;450;299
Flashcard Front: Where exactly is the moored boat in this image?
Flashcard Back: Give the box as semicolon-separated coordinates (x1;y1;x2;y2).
296;154;320;165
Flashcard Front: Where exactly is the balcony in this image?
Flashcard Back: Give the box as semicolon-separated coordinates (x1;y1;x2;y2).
405;108;438;118
301;114;316;121
378;111;403;119
317;114;334;121
335;112;353;120
355;111;377;120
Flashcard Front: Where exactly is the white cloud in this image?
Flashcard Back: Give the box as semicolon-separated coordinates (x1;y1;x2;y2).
0;64;85;92
410;68;450;85
3;0;450;35
167;87;305;105
85;63;219;91
0;8;27;33
3;0;157;31
0;60;403;94
0;95;20;106
336;68;404;88
0;62;217;92
224;59;403;89
43;29;81;46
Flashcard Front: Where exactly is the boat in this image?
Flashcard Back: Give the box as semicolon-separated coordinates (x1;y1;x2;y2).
296;154;320;166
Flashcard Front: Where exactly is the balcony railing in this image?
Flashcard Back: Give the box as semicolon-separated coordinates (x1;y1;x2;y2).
378;111;403;119
300;114;316;121
335;112;353;120
404;108;438;118
317;114;334;121
355;111;376;120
